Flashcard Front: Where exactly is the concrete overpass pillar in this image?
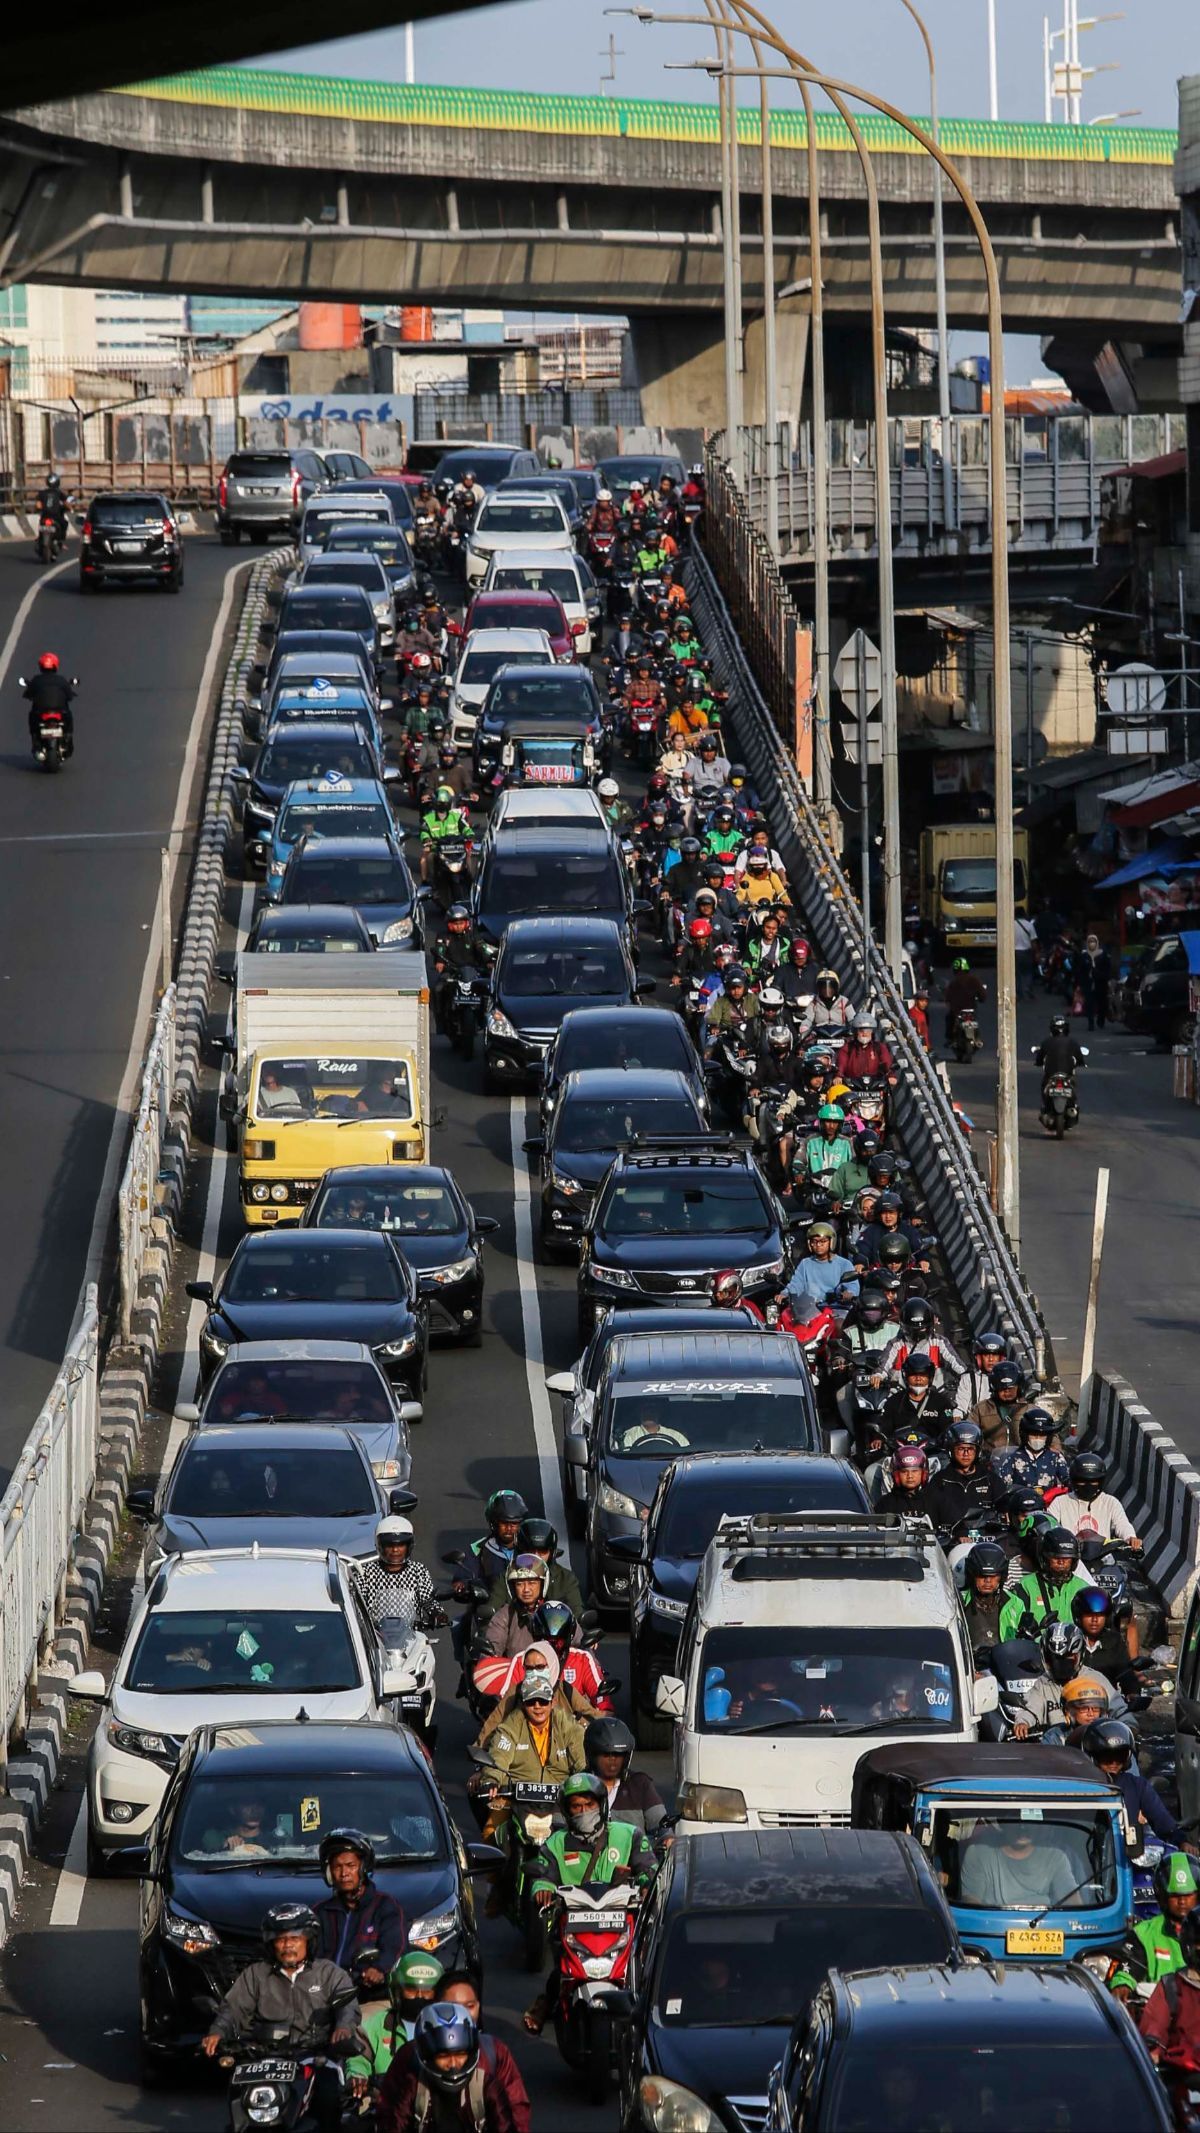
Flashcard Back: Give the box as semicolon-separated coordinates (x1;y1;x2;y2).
743;296;811;429
627;315;730;433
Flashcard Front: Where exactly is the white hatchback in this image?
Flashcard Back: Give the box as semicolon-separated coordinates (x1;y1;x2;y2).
72;1546;397;1866
464;492;573;589
482;547;601;656
447;627;555;749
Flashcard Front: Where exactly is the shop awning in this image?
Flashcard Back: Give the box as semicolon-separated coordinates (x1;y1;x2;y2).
1097;838;1200;889
1100;762;1200;830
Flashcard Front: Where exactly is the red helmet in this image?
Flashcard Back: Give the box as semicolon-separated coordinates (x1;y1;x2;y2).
711;1269;744;1307
688;917;713;943
38;652;59;672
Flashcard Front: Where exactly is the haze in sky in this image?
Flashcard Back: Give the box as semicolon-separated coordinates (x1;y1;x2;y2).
257;0;1195;128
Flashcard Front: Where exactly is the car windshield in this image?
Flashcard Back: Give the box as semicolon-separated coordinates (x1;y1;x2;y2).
656;1475;864;1557
941;859;1027;900
473;600;563;634
282;594;373;633
252;1055;414;1122
696;1627;962;1735
558;1022;687;1077
254;927;368;954
277;798;389;847
492;567;580;601
600;1173;767;1236
480;854;622;917
557;1096;699;1153
258;737;373;783
312;1179;461;1235
170;1445;376;1518
461;646;550;686
596;459;675;497
304;509;389;543
327;529;410;562
287;852;409;906
90;498;167;526
607;1385;811;1460
205;1360;394;1424
931;1808;1119;1913
172;1771;444;1866
127;1609;359;1694
827;2040;1151;2133
436;450;522;484
305;561;387;595
487;674;591;716
656;1903;952;2028
224;1239;405;1303
504;949;625;1000
479;502;565;534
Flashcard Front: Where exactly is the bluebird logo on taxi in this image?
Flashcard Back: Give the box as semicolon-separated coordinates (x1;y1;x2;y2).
256;397;397;423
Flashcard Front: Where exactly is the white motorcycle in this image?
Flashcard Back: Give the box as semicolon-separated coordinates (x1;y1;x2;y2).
378;1613;438;1747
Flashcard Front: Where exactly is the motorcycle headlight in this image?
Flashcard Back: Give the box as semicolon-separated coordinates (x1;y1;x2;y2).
383;917;413;943
598;1479;642;1519
247;2090;283;2127
487;1008;518;1041
376;1335;418;1360
638;2076;726;2133
408;1906;457;1950
551;1170;585;1198
162;1910;220;1956
430;1255;476;1285
590;1263;636;1290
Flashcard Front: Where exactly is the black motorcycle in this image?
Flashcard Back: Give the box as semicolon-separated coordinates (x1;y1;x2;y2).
448;966;487;1062
951;1008;983;1064
219;2043;346;2133
35;513;65;563
432;835;472;906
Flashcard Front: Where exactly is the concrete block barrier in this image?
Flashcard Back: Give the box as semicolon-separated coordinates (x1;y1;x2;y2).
1085;1370;1200;1620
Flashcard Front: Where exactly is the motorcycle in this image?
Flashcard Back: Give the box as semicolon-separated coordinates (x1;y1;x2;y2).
446;966;487;1061
1034;1045;1088;1138
749;1083;792;1191
30;708;70;772
705;1030;760;1132
588;528;616;575
412;513;442;571
550;1880;640;2104
432;835;473;905
624;698;661;770
465;1748;561;1969
378;1612;438;1746
951;1008;983;1064
218;2043;345;2133
834;1358;893;1468
976;1637;1051;1741
846;1076;889;1134
35;513;65;563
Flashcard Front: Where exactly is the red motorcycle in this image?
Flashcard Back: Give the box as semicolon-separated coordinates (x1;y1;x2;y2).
551;1881;640;2104
624;695;662;769
588;528;617;574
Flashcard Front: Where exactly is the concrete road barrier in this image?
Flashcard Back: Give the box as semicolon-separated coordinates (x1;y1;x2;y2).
1085;1369;1200;1621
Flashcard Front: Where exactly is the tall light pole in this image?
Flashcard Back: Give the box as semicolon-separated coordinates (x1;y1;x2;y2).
987;0;999;119
901;0;954;532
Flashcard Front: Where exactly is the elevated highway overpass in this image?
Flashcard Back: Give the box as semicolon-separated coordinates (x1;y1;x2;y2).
0;69;1183;423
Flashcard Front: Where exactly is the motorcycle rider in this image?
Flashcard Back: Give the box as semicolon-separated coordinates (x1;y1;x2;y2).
523;1773;657;2034
784;1222;858;1315
1033;1013;1087;1108
689;731;732;799
476;1674;587;1828
961;1539;1008;1653
1041;1619;1124;1719
834;1013;897;1085
957;1331;1010;1417
316;1830;404;2000
587;486;619;543
797;1101;855;1186
346;1952;445;2081
882;1296;968;1401
876;1441;937;1517
436;1972;532;2133
880;1352;957;1442
1082;1718;1188;1847
998;1524;1090;1640
453;468;485;519
1109;1854;1200;2007
200;1903;360;2128
925;1419;1005;1530
376;2002;528;2133
809;968;853;1036
854;1191;924;1270
486;1515;583;1621
583;1716;670;1845
481;1555;551;1659
972;1358;1034;1452
420;786;472;885
1054;1451;1141;1546
943;957;987;1052
704;963;760;1051
431;903;478;1035
34;470;71;552
1073;1585;1137;1686
351;1515;444;1635
23;653;76;755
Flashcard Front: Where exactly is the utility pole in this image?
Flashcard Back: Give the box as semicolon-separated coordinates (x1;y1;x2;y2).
403;21;415;85
599;32;624;91
986;0;999;119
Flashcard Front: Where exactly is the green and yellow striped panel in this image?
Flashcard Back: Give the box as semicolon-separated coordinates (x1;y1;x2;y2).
115;67;1176;167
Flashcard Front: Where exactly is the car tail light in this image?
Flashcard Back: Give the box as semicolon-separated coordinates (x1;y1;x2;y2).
82;521;92;540
570;619;587;635
218;475;227;511
291;470;302;507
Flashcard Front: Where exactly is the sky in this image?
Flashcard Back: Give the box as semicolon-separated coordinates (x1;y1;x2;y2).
254;0;1197;128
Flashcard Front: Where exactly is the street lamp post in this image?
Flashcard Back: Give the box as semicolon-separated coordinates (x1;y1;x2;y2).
901;0;955;532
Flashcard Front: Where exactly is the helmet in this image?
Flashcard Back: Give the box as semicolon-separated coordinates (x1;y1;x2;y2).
46;471;61;488
376;1515;413;1551
584;1715;635;1772
1069;1451;1106;1501
857;1284;888;1328
747;850;769;870
815;969;841;1002
598;777;620;801
446;902;470;932
629;478;645;494
945;1417;983;1456
536;1599;577;1652
853;1013;876;1034
261;1902;318;1956
485;1488;528;1531
817;1101;844;1123
434;785;454;808
713;940;735;965
965;1540;1008;1585
1018;1405;1056;1448
1051;1014;1069;1036
900;1297;935;1338
560;1771;610;1838
694;887;717;908
414;2003;479;2093
766;1023;793;1054
878;1236;912;1268
952;957;969;973
807;1221;837;1246
712;1269;745;1307
1036;1525;1080;1578
506;1552;550;1596
517;1516;559;1558
319;1827;375;1882
597;487;613;504
976;1331;1008;1362
680;836;702;860
1156;1852;1200;1905
38;651;59;672
868;1152;898;1183
1041;1620;1085;1683
989;1360;1023;1397
410;651;433;675
877;1190;904;1216
1072;1585;1111;1625
1060;1675;1108;1715
724;965;748;991
790;937;810;962
758;987;785;1019
902;1350;934;1382
1003;1485;1042;1527
855;1129;882;1158
688;917;713;944
893;1445;929;1477
388;1951;444;2010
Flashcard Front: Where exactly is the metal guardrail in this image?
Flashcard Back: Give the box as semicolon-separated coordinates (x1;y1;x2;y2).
0;1290;100;1770
690;461;1051;1381
116;986;177;1344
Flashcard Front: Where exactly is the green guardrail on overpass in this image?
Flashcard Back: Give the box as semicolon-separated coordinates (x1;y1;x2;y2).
116;66;1176;168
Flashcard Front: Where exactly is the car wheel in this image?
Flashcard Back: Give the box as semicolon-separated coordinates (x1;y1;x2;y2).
219;526;236;546
461;1315;483;1349
79;573;99;593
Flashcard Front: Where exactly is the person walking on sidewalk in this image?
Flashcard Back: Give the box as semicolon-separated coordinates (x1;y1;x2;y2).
1013;913;1037;1002
1078;933;1111;1031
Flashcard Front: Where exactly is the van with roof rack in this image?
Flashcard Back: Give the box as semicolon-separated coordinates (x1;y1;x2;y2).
655;1510;997;1832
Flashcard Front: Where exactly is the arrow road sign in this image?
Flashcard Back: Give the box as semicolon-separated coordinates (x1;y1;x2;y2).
834;629;882;716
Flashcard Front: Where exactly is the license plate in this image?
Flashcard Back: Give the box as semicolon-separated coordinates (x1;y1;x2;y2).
246;486;275;495
526;763;574;783
571;1909;628;1930
1005;1927;1064;1956
116;540;146;553
238;2059;297;2080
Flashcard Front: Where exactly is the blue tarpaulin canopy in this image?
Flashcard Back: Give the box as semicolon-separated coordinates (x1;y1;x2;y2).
1179;931;1200;976
1099;838;1200;889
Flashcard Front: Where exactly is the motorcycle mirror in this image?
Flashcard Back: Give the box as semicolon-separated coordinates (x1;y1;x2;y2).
1079;1045;1090;1057
466;1743;493;1766
17;676;25;688
441;1549;467;1566
577;1606;601;1629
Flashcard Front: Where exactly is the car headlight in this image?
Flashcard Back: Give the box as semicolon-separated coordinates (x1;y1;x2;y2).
382;917;413;943
743;1256;785;1285
373;1458;404;1481
374;601;391;621
269;1183;290;1203
639;2076;726;2133
408;1907;457;1950
649;1591;687;1621
590;1263;636;1290
108;1722;177;1759
551;1170;585;1197
678;1782;748;1825
162;1910;220;1955
244;800;275;825
377;1335;418;1360
200;1327;229;1358
487;1008;518;1041
250;1183;271;1203
597;1480;642;1518
429;1255;476;1285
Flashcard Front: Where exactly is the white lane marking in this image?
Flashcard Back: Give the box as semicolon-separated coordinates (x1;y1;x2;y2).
0;555;75;695
78;560;247;1308
47;1795;89;1928
509;1095;568;1535
0;829;170;844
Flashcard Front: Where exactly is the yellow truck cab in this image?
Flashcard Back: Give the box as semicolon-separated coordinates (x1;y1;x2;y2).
919;824;1030;954
221;953;431;1226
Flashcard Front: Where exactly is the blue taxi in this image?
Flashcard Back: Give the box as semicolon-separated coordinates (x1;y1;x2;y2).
265;674;384;756
262;773;398;903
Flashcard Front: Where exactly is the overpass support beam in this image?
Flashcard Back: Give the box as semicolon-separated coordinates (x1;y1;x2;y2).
630;297;811;436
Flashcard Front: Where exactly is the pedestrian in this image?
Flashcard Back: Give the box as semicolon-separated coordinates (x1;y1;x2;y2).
1013;912;1037;1001
1078;933;1111;1031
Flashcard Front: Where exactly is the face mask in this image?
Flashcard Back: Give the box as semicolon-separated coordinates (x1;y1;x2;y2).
1025;1435;1048;1454
569;1808;603;1840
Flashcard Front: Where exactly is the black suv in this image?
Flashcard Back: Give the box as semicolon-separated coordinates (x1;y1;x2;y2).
484;915;646;1089
580;1328;822;1611
79;491;182;592
472;663;607;783
540;1004;705;1126
626;1450;870;1743
472;825;641;957
530;1065;702;1253
618;1829;960;2133
577;1137;792;1341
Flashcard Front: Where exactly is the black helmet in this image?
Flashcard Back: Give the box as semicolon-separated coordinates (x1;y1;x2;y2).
1069;1451;1106;1501
584;1715;635;1772
680;836;702;861
902;1350;935;1382
414;2003;479;2092
1072;1584;1112;1626
965;1540;1008;1585
857;1284;889;1330
536;1600;577;1651
878;1236;912;1269
1051;1013;1069;1036
1041;1619;1085;1683
318;1827;375;1883
446;902;471;930
877;1190;904;1216
1081;1717;1136;1769
725;965;748;990
1019;1404;1057;1446
1002;1485;1042;1527
855;1128;882;1158
900;1296;935;1338
989;1360;1023;1397
1037;1525;1080;1579
975;1331;1008;1362
944;1417;983;1456
517;1515;559;1558
261;1901;319;1956
485;1488;528;1531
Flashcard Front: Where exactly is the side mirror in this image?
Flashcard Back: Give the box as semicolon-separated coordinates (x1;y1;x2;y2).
68;1670;109;1703
389;1487;419;1514
218;1072;239;1122
216;952;236;985
654;1674;686;1719
464;1840;505;1874
399;1401;423;1424
230;765;251;785
606;1533;643;1563
127;1487;156;1521
972;1673;1001;1719
473;1214;500;1237
108;1843;152;1876
383;767;401;784
176;1401;200;1425
380;696;396;713
522;1136;544;1156
416;884;434;902
185;1280;214;1304
545;1371;575;1397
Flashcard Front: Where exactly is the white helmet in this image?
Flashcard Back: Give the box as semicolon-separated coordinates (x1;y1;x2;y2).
376;1515;413;1548
597;488;613;505
598;777;620;801
629;478;645;494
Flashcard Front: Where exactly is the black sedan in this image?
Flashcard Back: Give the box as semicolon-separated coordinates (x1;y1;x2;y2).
244;903;376;954
301;1165;498;1345
137;1719;497;2069
277;832;423;951
484;914;649;1086
540;1004;706;1126
187;1229;428;1397
527;1066;705;1255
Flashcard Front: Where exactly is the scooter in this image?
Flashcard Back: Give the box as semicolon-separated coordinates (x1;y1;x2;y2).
447;967;487;1061
465;1748;561;1969
219;2043;345;2132
30;708;71;772
952;1008;983;1064
35;514;65;563
432;835;473;905
550;1881;641;2104
378;1613;438;1746
1034;1046;1088;1138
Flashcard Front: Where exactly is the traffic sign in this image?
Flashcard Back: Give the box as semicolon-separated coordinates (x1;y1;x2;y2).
1105;662;1167;719
841;732;884;766
833;630;882;716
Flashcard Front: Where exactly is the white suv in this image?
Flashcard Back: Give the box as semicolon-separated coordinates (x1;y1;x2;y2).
448;627;554;749
656;1510;994;1831
482;549;601;656
71;1546;397;1866
464;492;573;589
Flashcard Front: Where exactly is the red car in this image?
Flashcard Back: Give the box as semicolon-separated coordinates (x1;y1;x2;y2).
461;587;575;662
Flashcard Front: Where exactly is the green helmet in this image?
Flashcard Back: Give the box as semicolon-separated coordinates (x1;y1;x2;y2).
388;1951;444;2010
952;957;970;973
1156;1852;1200;1903
560;1771;609;1836
817;1102;845;1123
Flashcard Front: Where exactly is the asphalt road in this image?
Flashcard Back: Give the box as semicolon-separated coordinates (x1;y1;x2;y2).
0;532;244;1486
942;990;1200;1456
